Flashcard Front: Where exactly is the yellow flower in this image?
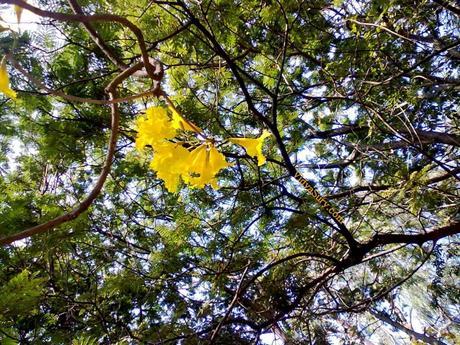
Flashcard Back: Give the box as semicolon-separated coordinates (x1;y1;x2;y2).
0;57;17;100
150;142;191;193
229;130;271;166
14;5;23;23
185;143;232;189
169;106;203;133
135;105;231;191
135;106;176;150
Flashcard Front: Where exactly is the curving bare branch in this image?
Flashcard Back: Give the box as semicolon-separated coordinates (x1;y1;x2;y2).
0;87;120;246
0;1;166;245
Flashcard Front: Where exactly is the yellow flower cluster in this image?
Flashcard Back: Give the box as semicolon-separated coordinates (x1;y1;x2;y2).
135;106;270;192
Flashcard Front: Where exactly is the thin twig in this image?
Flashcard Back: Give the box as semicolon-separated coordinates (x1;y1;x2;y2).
210;261;251;343
10;56;156;104
66;0;128;70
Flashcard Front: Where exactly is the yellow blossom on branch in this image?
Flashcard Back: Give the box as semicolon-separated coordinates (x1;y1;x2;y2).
229;130;271;166
14;5;24;24
0;57;17;100
136;106;232;192
135;104;270;192
135;106;176;150
169;106;203;133
149;142;191;193
185;143;232;189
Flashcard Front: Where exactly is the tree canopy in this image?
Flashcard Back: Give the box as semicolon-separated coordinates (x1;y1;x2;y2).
0;0;459;344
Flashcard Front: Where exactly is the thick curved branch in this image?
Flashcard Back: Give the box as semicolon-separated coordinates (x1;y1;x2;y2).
0;59;162;245
0;89;120;246
433;0;460;17
411;129;460;147
366;221;460;248
10;57;157;104
250;221;459;331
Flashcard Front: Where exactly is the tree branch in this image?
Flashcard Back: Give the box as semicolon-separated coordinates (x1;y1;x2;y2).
0;87;120;245
432;0;460;17
2;0;161;80
369;309;448;345
66;0;129;70
0;56;165;245
210;262;250;343
367;221;460;248
9;57;157;104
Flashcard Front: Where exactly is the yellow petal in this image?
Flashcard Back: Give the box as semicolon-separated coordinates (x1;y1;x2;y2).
229;130;271;166
169;106;203;133
0;58;17;100
185;143;231;189
135;106;176;150
208;144;232;174
149;142;191;192
185;144;209;188
14;5;23;23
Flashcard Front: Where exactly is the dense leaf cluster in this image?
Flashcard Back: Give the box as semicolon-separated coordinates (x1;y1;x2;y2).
0;0;459;343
